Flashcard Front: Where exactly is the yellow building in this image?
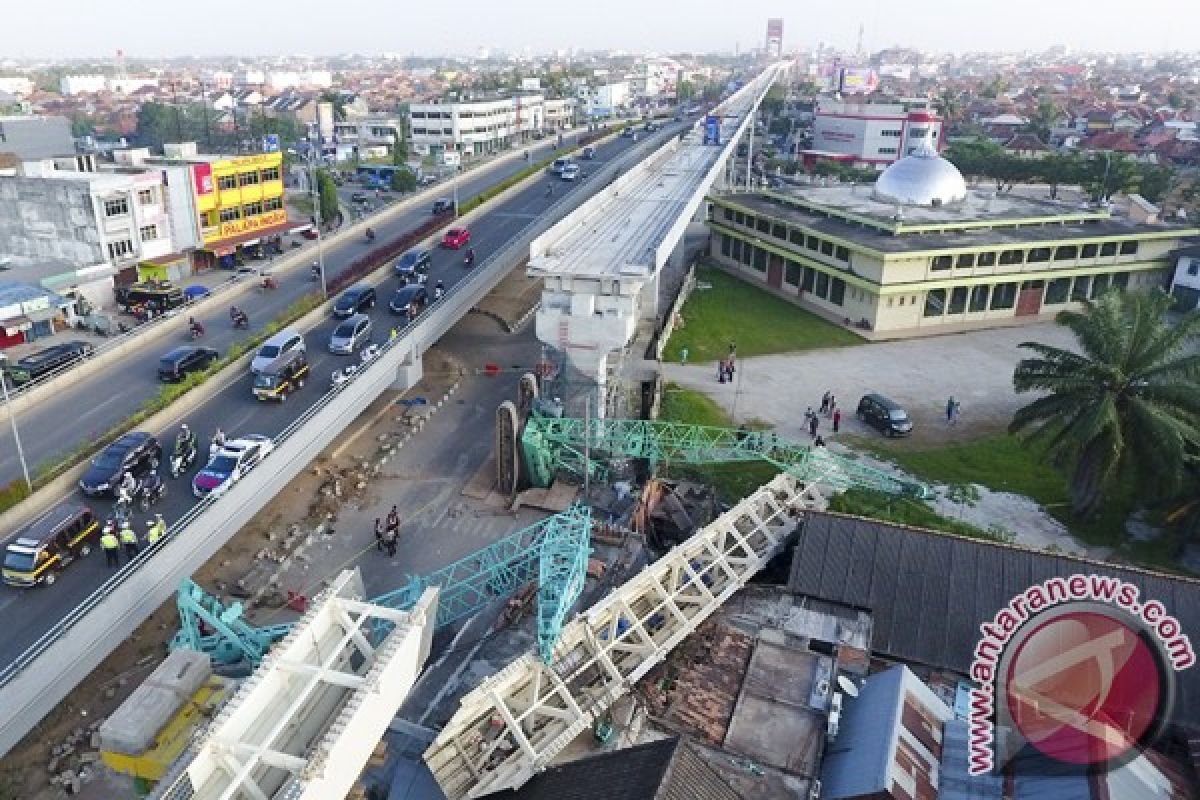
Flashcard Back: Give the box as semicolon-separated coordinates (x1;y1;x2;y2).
191;151;288;267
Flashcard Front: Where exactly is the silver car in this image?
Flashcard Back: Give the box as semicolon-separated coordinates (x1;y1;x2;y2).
329;313;372;354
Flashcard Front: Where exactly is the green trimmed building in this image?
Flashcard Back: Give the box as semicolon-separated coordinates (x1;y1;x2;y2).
707;146;1199;337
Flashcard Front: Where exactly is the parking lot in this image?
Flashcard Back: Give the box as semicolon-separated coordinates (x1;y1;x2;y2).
661;321;1079;446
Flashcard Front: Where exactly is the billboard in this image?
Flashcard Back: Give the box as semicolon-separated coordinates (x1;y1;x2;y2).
191;163;214;196
839;67;879;94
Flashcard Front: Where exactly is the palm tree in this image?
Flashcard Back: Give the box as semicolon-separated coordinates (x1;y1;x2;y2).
934;89;964;126
1009;291;1200;519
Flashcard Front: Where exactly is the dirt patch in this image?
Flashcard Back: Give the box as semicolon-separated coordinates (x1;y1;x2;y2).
471;261;541;331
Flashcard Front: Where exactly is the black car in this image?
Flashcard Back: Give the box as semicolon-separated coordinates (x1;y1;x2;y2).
157;345;219;382
79;432;162;496
351;191;368;203
333;285;377;318
856;393;914;438
432;198;454;215
4;340;95;387
394;248;432;280
389;285;429;317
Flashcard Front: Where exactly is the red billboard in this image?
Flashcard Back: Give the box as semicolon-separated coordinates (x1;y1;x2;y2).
191;163;214;196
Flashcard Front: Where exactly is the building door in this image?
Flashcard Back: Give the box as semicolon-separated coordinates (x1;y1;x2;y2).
767;254;783;289
1016;280;1045;316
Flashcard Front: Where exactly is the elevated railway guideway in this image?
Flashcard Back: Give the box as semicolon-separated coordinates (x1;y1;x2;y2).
526;61;793;416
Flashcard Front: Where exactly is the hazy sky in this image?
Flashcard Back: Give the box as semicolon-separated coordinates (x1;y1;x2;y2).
10;0;1199;59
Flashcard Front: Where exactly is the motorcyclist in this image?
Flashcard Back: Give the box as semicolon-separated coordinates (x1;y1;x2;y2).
434;280;445;300
366;227;375;241
465;247;476;265
311;262;321;280
118;470;137;506
545;184;554;197
189;317;204;337
211;428;226;456
176;424;196;456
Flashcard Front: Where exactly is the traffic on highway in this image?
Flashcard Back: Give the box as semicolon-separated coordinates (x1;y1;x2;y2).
0;119;687;669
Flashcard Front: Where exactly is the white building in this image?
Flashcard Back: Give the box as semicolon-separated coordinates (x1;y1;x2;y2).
0;77;33;96
59;74;108;96
804;98;944;169
408;93;550;159
544;97;576;130
577;81;630;118
235;69;266;87
106;77;158;95
1169;244;1200;311
332;114;405;158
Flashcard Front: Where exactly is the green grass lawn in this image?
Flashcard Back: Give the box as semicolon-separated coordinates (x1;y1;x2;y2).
662;264;863;363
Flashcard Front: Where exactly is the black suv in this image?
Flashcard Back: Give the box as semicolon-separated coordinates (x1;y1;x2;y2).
79;432;162;496
333;285;377;318
4;340;95;387
856;393;914;438
157;345;219;382
432;198;453;215
394;248;432;280
389;285;429;317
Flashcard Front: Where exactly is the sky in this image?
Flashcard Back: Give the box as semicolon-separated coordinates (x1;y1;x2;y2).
8;0;1200;59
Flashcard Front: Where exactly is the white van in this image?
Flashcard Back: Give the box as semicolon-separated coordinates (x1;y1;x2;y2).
251;328;306;374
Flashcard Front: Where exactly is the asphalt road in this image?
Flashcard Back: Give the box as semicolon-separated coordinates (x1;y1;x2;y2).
0;121;687;668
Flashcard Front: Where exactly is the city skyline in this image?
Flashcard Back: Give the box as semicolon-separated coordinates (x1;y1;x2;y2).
5;0;1200;60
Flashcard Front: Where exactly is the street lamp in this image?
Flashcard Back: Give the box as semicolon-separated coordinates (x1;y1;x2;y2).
0;369;33;492
306;150;328;298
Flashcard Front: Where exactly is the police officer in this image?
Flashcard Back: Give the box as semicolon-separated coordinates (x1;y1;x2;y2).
101;526;120;568
119;520;139;562
147;514;166;546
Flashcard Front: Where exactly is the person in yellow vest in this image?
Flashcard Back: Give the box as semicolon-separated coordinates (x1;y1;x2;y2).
147;514;166;546
101;527;120;568
118;521;139;563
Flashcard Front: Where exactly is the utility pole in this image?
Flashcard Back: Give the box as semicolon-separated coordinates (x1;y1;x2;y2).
307;151;328;298
0;375;32;492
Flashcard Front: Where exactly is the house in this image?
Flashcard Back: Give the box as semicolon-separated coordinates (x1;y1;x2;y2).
1003;133;1051;159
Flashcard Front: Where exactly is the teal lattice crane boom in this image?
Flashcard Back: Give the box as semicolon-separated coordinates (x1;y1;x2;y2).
521;415;928;498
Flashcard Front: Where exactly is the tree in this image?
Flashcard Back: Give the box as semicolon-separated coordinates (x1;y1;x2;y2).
1009;291;1200;519
319;91;347;122
315;169;340;226
1036;153;1084;200
1080;152;1141;202
390;168;416;193
1025;97;1059;142
676;79;695;104
70;114;96;138
1137;165;1172;203
392;123;408;167
933;89;964;125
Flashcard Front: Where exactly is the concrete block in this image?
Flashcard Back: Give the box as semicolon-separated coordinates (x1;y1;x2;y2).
97;649;211;755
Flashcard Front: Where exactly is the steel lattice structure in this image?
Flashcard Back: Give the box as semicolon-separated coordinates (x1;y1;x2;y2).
521;415;928;498
173;506;594;666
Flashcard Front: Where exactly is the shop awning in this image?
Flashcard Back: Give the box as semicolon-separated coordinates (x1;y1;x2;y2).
0;315;32;335
141;252;189;267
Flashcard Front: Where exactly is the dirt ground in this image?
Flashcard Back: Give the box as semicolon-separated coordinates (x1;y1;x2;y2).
0;348;466;800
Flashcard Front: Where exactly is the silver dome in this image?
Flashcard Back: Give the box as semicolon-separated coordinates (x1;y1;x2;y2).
873;142;968;207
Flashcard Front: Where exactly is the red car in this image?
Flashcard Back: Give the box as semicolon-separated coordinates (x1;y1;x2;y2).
441;227;471;249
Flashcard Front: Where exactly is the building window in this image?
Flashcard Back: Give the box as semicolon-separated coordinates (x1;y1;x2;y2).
1028;247;1052;263
957;253;976;268
978;251;997;267
263;196;283;212
741;241;753;266
898;296;905;306
724;207;734;222
734;211;745;225
815;271;830;298
1119;241;1138;256
924;288;946;317
820;241;834;257
834;245;849;262
756;217;770;234
931;255;953;271
744;214;755;229
219;207;241;223
218;174;238;191
103;197;129;217
1071;275;1091;301
829;277;846;306
969;285;989;312
1112;272;1130;290
139;224;158;241
137;188;155;206
908;127;928;139
806;236;819;251
948;286;968;314
771;223;786;240
801;267;815;293
877;147;898;155
731;238;742;261
1188;259;1200;277
260;166;281;182
1091;273;1111;298
243;201;264;217
1045;277;1071;304
106;239;134;260
990;283;1017;310
999;249;1025;266
753;248;767;272
1099;242;1118;257
788;229;803;246
1054;245;1078;261
721;234;732;257
880;129;903;137
785;261;801;286
238;171;259;188
1081;243;1099;258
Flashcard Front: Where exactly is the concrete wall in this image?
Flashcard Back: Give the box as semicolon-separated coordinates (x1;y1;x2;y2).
0;116;73;159
0;177;105;265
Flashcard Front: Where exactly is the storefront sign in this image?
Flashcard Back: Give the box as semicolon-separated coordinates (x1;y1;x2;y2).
192;163;214;196
204;210;289;245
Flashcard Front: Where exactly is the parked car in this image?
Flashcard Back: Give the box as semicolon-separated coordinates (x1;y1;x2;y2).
3;340;95;387
432;198;454;215
333;285;377;318
395;248;432;280
389;285;429;318
329;313;373;354
192;434;274;499
251;328;305;374
157;345;219;382
441;227;471;249
855;393;914;438
2;505;100;588
79;432;162;496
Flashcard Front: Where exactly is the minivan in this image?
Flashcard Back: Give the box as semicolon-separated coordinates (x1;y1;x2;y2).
157;345;219;382
3;506;99;588
252;329;305;374
4;340;95;387
253;348;309;401
856;393;914;438
329;314;372;354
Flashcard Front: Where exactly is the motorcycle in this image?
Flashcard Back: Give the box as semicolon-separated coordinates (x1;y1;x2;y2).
232;311;249;330
310;264;322;282
259;274;278;292
433;284;445;302
188;322;205;340
365;228;376;242
169;442;197;478
464;250;476;268
116;473;165;515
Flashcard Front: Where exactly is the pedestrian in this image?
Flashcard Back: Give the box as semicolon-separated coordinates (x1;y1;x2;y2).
147;514;166;546
385;527;398;557
951;399;962;426
119;521;139;562
809;413;819;439
832;407;842;433
820;391;831;415
374;518;384;552
946;396;956;424
728;341;737;359
386;505;400;538
804;406;815;428
718;359;728;383
827;395;836;418
101;527;120;568
680;347;688;365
